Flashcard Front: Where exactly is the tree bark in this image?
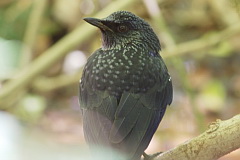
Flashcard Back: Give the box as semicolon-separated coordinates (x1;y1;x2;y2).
154;114;240;160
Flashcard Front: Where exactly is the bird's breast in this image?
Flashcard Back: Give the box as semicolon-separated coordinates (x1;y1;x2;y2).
82;48;162;97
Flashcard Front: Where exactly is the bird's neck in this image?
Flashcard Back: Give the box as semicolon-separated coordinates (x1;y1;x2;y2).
101;33;161;54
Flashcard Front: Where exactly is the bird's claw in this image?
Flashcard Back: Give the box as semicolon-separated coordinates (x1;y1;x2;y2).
143;152;162;160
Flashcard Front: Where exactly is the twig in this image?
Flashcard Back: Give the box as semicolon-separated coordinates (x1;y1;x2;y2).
32;70;82;93
20;0;48;66
162;22;240;58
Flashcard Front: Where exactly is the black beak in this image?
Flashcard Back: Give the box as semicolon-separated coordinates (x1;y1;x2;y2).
84;17;113;32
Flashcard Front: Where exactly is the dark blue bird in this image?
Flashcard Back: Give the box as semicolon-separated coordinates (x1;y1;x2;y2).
79;11;173;160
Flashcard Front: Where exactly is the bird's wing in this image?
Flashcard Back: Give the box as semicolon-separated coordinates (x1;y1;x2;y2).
79;49;121;148
109;79;173;158
80;79;118;145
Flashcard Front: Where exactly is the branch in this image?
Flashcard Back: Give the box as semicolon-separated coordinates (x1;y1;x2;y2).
32;70;82;92
20;0;48;66
153;114;240;160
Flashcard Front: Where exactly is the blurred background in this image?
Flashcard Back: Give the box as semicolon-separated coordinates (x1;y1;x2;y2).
0;0;240;159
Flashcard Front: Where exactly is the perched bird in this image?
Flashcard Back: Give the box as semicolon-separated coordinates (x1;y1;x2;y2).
79;11;173;160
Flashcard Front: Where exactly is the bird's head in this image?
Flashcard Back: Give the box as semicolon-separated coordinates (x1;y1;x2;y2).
84;11;161;53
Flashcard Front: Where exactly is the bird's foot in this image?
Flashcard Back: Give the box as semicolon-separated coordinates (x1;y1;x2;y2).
143;152;162;160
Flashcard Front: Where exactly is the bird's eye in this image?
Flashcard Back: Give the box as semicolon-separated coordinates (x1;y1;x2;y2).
117;25;128;32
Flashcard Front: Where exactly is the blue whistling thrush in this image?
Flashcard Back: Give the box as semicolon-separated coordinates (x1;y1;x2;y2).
79;11;173;160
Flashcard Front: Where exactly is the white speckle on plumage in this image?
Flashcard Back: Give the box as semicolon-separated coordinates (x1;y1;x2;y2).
128;61;133;66
109;80;114;84
95;76;100;80
104;73;109;77
110;65;114;69
102;79;107;83
115;71;120;74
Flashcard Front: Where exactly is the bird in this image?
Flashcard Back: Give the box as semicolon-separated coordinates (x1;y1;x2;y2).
79;11;173;160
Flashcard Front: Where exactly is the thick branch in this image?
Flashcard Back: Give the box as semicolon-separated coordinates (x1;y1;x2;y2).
154;114;240;160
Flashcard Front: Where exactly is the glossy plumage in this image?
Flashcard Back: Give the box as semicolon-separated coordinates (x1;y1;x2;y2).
79;11;173;160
